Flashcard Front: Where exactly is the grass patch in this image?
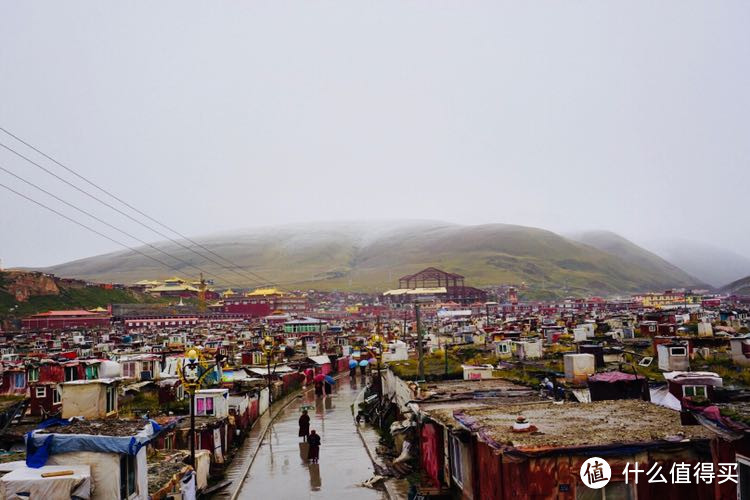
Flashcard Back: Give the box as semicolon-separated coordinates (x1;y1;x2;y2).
388;352;463;381
0;285;161;320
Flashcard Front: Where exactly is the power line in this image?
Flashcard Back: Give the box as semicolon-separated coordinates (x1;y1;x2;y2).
0;180;201;280
0;126;280;288
0;137;269;288
0;163;246;289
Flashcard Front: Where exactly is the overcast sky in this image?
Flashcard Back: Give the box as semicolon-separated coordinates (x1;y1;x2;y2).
1;1;749;268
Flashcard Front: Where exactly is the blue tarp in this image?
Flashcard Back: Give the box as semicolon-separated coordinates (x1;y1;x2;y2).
36;418;71;430
25;419;170;468
26;434;53;468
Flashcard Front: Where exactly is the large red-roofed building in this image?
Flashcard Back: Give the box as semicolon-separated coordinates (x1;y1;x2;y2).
22;310;111;330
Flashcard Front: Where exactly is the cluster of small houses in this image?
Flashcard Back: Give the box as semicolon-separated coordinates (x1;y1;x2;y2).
379;303;750;499
2;275;750;498
0;322;368;499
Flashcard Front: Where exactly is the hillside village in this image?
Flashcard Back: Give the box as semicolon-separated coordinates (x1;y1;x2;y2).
0;266;749;498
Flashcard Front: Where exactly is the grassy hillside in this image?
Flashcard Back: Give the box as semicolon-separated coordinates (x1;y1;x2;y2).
570;231;703;287
40;221;701;296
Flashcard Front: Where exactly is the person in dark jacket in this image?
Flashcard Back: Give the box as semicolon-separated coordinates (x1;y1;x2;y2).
307;429;321;463
298;409;310;441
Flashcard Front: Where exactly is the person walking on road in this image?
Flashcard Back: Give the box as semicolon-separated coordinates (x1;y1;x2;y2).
307;429;321;463
298;409;310;441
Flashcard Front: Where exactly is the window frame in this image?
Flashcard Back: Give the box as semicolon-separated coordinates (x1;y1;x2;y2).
449;434;464;488
123;362;136;378
576;480;635;499
119;453;137;499
28;367;39;383
106;385;117;414
737;454;750;500
683;385;708;399
35;386;47;398
669;346;687;357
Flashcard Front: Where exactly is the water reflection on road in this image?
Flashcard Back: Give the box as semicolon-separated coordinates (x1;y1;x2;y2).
236;376;386;500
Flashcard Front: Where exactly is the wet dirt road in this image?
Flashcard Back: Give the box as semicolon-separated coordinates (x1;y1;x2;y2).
236;376;386;500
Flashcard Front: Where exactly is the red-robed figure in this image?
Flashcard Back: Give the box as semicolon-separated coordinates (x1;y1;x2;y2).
307;429;321;463
298;409;310;441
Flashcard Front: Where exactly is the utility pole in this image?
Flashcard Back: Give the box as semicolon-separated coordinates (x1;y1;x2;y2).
403;308;408;343
444;339;449;375
485;302;490;348
415;302;425;382
198;273;207;314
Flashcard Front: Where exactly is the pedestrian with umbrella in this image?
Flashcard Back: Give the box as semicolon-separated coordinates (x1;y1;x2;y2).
359;359;369;376
313;373;325;396
324;374;335;395
349;359;358;378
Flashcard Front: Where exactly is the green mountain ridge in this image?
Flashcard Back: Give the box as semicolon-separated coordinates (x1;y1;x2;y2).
38;221;702;297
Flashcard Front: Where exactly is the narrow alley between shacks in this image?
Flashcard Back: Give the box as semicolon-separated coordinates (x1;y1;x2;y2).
234;376;386;500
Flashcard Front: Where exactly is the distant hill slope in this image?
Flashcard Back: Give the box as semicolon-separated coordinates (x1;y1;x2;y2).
569;231;704;288
644;238;750;288
40;221;702;297
721;275;750;296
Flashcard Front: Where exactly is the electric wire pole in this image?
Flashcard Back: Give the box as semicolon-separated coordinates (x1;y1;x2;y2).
415;302;425;382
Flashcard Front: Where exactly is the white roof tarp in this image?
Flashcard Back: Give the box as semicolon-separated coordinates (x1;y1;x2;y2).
0;464;91;499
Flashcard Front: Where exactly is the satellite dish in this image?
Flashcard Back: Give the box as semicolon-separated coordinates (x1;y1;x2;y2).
638;357;653;367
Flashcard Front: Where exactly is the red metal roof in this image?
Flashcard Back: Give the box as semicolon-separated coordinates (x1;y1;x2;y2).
29;310;108;318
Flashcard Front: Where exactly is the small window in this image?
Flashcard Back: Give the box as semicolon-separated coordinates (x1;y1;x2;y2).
53;386;61;404
683;385;707;399
28;367;39;383
123;363;136;378
450;434;464;487
14;373;26;389
576;481;634;499
119;454;136;499
106;385;117;414
35;386;47;398
670;347;687;357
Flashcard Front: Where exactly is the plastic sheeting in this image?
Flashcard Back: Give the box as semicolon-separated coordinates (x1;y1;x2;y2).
0;464;91;500
47;452;119;500
25;420;160;468
650;386;682;411
180;470;196;500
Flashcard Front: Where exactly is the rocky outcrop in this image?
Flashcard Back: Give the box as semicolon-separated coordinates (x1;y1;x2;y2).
1;271;60;302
